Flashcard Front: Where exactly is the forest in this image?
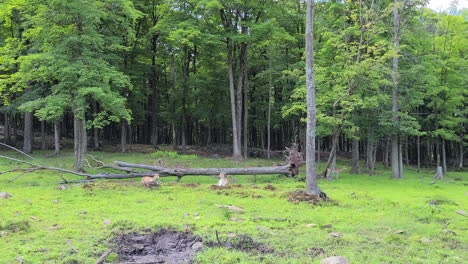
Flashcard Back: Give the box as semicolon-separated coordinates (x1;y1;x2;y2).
0;0;467;263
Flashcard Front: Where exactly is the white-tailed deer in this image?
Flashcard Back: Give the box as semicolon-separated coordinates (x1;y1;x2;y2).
327;167;346;178
217;170;229;186
141;174;160;188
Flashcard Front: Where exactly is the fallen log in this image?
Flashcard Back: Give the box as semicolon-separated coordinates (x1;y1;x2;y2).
0;145;303;181
114;161;293;177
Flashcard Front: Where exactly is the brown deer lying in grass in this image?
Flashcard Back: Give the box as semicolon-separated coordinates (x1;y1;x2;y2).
327;167;346;179
141;174;160;188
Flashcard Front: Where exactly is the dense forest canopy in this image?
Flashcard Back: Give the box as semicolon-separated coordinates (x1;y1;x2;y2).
0;0;466;173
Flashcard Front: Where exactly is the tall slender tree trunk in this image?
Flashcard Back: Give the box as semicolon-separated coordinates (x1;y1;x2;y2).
73;112;87;172
227;41;241;160
12;115;17;146
4;113;11;144
442;138;447;176
40;120;46;151
54;122;60;155
23;111;33;153
172;123;177;148
243;45;249;158
267;43;273;159
405;137;409;166
120;120;127;153
150;33;159;149
391;0;402;179
417;135;421;172
459;135;464;169
305;0;322;195
398;141;404;177
351;138;360;174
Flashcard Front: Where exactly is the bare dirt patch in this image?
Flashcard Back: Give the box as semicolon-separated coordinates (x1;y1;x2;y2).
288;189;330;204
206;234;274;254
112;228;202;264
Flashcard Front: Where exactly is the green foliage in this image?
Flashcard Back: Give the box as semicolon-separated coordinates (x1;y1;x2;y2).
149;151;197;160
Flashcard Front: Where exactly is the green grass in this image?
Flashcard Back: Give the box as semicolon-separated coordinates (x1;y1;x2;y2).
0;149;466;264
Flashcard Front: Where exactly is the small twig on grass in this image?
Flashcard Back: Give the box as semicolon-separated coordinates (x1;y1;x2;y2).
65;240;79;253
456;210;468;218
95;249;113;264
8;168;41;183
215;230;220;246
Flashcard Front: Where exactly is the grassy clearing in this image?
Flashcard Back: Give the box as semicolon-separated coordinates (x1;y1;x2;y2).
0;149;467;264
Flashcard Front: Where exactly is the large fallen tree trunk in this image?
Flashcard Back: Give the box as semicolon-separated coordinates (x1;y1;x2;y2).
0;146;304;182
113;161;292;177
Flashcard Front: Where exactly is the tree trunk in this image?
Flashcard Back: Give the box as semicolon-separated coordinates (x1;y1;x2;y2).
172;123;177;147
433;166;443;179
3;113;11;144
267;43;273;160
442;138;447;176
120;120;127;153
328;153;337;180
417;135;421;171
23;111;33;154
54;122;60;155
305;0;322;195
73;113;87;172
351;138;360;174
41;120;46;150
391;0;401;179
321;130;339;178
227;41;242;160
243;45;249;158
459;136;464;169
398;140;404;178
150;33;159;149
366;139;376;175
405;137;409;166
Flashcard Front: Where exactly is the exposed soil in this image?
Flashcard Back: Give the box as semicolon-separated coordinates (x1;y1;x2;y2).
181;183;200;188
288;189;327;204
263;184;276;191
206;234;274;254
112;228;202;264
210;184;243;190
304;246;325;257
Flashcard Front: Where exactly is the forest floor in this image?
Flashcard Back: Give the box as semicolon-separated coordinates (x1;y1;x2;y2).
0;147;467;264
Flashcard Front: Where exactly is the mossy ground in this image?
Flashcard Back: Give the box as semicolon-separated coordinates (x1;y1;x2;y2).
0;148;466;264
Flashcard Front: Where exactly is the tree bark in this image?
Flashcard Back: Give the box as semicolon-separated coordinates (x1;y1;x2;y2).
305;0;322;196
149;29;159;150
120;120;127;153
442;138;447;176
227;40;242;160
417;135;421;171
3;113;11;144
243;51;249;158
351;138;360;174
459;135;464;169
391;0;402;179
23;111;33;154
398;140;404;178
267;43;273;160
73;113;87;172
54;122;60;155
